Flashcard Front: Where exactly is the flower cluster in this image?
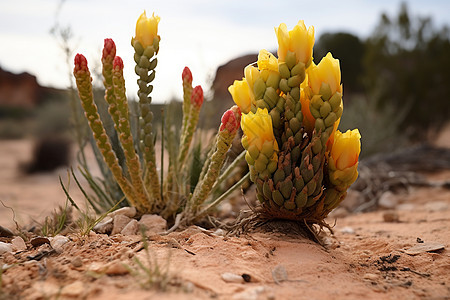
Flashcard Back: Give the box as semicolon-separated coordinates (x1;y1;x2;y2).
229;21;361;221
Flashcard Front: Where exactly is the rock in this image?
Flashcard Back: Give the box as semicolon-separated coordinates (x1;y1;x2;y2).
30;236;50;247
108;206;137;218
383;211;400;223
0;242;12;255
425;201;448;212
11;236;26;251
213;228;226;236
397;203;415;211
340;226;355;234
363;273;379;281
105;261;129;276
139;214;167;234
271;265;288;284
378;191;397;209
111;215;132;235
60;281;85;297
221;272;244;283
71;257;83;268
50;235;69;252
232;286;266;300
121;219;139;236
404;241;445;255
93;216;113;234
0;225;14;237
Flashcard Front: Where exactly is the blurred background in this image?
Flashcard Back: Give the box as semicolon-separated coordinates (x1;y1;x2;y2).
0;0;449;225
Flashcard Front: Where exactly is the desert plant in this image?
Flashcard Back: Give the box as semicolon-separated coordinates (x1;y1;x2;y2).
228;21;361;225
72;11;244;227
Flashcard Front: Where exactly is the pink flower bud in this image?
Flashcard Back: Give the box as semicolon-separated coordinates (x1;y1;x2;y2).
182;66;193;84
113;56;124;71
191;85;203;107
102;38;116;60
74;54;88;73
220;105;241;133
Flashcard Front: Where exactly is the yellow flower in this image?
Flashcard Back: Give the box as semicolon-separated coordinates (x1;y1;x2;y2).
228;79;252;114
135;11;160;48
244;64;260;92
328;129;361;187
257;49;278;72
241;108;278;151
275;21;315;65
308;52;342;96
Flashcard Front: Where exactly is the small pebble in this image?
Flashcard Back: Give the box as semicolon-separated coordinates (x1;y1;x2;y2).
11;236;26;251
378;191;397;209
272;265;288;284
383;211;400;223
105;261;129;276
50;235;69;252
221;272;244;283
60;281;85;297
108;207;137;218
71;257;83;268
340;226;355;234
30;237;50;247
139;214;167;234
363;273;379;281
0;225;14;237
111;215;132;235
121;219;139;236
0;242;12;255
404;241;445;255
93;216;113;234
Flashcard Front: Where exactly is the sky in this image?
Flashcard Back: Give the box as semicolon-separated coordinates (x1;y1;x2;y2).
0;0;449;103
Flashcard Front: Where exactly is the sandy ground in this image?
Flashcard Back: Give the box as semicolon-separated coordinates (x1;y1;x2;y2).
0;131;449;299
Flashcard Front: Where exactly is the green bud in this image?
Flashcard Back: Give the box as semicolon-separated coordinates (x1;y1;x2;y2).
291;145;301;163
266;72;281;89
306;178;317;196
311;137;322;154
148;71;156;82
253;78;266;100
294;132;303;147
256;99;268;109
279;63;290;79
261;140;274;158
310;107;320;119
254;159;266;173
270;109;281;129
279;79;290;93
319;82;332;101
288;75;301;88
291;62;305;77
305;196;316;207
290;87;300;102
263;182;272;200
241;136;249;149
294;176;304;191
329;92;342;111
335;105;343;119
284;200;296;210
315;118;326;132
285;51;296;69
301;165;314;183
264;87;279;108
132;40;144;55
257;153;269;165
272;190;284;206
276;97;285;111
267;160;277;174
149;58;158;70
143;46;155;58
320;101;331;118
139;56;150;69
274;169;285;184
134;53;141;64
248;144;259;161
324;112;337;128
280;179;293;199
310;95;323;110
259;169;270;180
245;151;255;165
285;110;294;120
289;117;301;133
295;191;308;208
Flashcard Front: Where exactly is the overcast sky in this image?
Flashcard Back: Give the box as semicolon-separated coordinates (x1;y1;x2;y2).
0;0;449;102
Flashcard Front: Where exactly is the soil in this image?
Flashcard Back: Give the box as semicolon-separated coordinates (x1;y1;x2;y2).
0;128;449;299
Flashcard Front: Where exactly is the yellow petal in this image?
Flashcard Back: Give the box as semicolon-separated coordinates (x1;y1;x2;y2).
241;108;277;151
228;79;252;114
135;11;160;48
308;52;341;95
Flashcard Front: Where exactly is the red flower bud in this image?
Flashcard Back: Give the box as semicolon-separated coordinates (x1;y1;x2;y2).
113;56;124;71
182;66;193;84
74;54;88;73
220;105;241;133
191;85;203;107
102;38;116;61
